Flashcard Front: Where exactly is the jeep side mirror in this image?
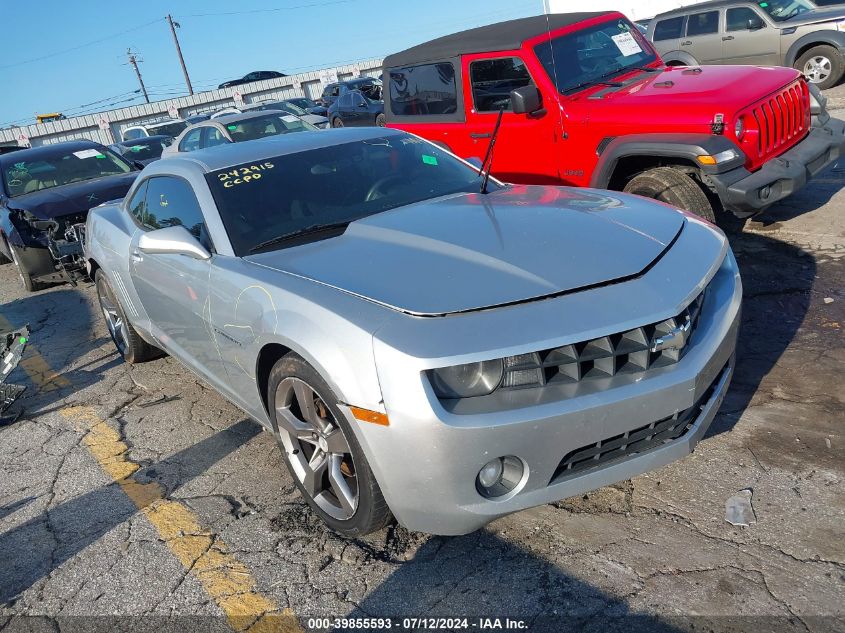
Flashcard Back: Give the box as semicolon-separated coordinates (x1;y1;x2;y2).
138;225;211;260
511;85;542;115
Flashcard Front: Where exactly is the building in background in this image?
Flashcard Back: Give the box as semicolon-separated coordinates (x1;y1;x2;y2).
544;0;706;21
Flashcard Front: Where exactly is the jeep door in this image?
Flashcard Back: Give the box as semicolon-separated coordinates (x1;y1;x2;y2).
722;6;779;65
458;54;560;185
682;9;723;63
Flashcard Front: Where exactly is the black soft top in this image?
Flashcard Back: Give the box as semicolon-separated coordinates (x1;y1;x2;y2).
383;13;613;67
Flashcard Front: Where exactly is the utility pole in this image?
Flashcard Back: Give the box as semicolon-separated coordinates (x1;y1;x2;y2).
167;15;194;95
126;49;149;103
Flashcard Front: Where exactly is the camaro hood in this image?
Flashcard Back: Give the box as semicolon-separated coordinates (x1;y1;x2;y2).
246;186;687;316
7;172;138;219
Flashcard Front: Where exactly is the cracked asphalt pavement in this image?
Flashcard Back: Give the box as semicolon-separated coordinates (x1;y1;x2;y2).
0;165;843;633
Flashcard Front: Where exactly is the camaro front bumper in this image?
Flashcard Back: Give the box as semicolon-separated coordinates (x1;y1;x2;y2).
712;117;845;215
352;225;741;535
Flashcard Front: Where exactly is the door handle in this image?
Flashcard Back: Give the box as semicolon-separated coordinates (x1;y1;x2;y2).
722;35;735;41
471;133;492;139
681;40;692;46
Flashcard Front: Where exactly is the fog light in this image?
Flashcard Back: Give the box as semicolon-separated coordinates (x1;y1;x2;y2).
478;458;504;489
476;455;525;499
760;185;772;200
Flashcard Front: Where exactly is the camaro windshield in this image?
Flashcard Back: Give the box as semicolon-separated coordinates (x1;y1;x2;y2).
757;0;814;21
2;147;131;198
535;19;657;94
206;135;491;256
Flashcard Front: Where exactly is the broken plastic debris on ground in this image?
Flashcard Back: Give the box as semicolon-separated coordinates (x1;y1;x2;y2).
725;488;757;527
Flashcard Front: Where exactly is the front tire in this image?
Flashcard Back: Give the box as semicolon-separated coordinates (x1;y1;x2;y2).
375;113;386;127
95;270;160;364
796;45;845;90
332;117;344;128
9;245;46;292
623;167;717;224
268;352;392;536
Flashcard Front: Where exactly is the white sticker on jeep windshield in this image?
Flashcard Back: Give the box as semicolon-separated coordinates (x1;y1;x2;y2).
611;32;642;57
73;149;103;159
281;115;299;123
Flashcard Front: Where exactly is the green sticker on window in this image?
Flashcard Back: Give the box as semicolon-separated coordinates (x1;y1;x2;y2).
422;154;438;166
95;153;106;158
19;337;27;344
227;125;238;131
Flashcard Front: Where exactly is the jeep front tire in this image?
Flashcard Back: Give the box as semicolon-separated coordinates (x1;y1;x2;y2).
623;167;717;224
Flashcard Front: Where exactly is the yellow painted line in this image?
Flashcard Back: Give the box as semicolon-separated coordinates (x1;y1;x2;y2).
62;405;301;633
0;314;71;391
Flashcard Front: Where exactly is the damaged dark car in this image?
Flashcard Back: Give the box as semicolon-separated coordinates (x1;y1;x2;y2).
0;140;140;291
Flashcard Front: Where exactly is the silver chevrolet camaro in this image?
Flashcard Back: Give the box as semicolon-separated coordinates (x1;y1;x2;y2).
84;127;741;536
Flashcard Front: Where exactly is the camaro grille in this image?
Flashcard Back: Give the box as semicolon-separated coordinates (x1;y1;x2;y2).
549;366;724;484
501;290;706;391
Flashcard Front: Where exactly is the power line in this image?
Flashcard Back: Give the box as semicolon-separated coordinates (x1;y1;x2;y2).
0;18;162;70
179;0;354;18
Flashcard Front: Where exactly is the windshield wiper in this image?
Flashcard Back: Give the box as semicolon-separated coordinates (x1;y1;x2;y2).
249;221;351;253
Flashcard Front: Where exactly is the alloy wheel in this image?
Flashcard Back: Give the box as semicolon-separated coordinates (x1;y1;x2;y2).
274;377;358;520
804;56;832;84
98;285;128;356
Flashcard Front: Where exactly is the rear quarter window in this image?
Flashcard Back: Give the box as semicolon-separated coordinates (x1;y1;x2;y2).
653;16;684;41
388;62;458;117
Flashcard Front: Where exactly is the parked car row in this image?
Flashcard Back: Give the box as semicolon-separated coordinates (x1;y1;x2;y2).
4;9;844;539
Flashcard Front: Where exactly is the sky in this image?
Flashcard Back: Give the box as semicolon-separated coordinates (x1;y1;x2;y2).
0;0;551;127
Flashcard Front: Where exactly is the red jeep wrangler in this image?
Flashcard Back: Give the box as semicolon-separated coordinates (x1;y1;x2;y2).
383;11;845;226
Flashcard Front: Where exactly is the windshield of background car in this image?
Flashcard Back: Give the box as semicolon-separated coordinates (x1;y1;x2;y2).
2;147;132;198
534;18;657;94
355;81;383;101
205;134;492;256
119;139;170;161
275;102;308;115
149;121;188;137
288;98;315;109
756;0;814;21
224;114;316;142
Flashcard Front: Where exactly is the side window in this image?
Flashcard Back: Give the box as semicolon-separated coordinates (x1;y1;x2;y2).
653;16;685;41
330;85;341;97
727;7;764;31
126;179;149;223
203;127;228;148
338;93;353;107
470;57;532;113
179;128;203;152
686;11;719;36
244;72;258;81
389;62;458;116
142;177;211;249
352;91;367;106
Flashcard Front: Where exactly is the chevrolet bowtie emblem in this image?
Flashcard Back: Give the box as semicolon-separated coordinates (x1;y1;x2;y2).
651;318;692;353
87;193;98;203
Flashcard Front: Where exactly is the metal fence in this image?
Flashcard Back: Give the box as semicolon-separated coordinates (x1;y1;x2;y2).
0;58;383;148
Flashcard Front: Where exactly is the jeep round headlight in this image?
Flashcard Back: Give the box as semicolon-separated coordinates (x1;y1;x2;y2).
735;117;744;139
430;360;504;399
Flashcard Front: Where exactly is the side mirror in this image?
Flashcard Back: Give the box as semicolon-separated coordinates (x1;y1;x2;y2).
132;160;147;171
748;18;764;30
510;85;542;115
138;225;211;260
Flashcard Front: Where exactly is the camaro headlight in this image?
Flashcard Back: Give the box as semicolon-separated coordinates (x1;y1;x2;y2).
430;360;504;399
734;117;744;139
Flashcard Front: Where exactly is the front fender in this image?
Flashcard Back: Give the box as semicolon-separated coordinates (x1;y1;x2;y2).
590;134;745;189
785;30;845;67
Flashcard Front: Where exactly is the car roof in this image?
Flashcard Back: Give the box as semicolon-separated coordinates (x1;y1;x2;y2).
203;110;289;124
116;135;172;145
654;0;741;18
384;12;612;67
155;127;406;173
0;139;105;166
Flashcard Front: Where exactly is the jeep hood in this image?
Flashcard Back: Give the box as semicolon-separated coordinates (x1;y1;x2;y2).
246;186;686;316
584;65;801;115
7;172;138;219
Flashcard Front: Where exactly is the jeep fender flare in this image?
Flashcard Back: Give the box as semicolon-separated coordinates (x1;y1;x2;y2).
589;134;745;189
785;30;845;68
659;50;699;66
